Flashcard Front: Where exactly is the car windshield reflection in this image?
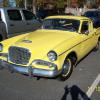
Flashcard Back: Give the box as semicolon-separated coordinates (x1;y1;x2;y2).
42;18;80;32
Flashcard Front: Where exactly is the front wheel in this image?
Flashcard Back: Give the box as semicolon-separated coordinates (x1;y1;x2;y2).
0;34;7;41
59;58;73;81
93;41;99;51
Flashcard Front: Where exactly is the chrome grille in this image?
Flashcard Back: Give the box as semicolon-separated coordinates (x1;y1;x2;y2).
9;46;31;65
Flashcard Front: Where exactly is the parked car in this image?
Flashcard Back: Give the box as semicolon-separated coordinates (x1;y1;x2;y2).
83;10;100;28
0;17;7;41
0;16;100;81
0;7;41;40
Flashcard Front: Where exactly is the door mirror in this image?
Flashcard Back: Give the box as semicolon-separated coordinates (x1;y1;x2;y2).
81;30;89;35
84;30;89;35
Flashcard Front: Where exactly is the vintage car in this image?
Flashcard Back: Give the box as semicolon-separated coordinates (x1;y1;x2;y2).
0;16;100;81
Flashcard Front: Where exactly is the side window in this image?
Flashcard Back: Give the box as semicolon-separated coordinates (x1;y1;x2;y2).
7;10;22;21
81;21;89;34
22;10;36;20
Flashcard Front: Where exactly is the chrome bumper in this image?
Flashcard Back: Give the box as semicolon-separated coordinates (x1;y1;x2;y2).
0;60;61;78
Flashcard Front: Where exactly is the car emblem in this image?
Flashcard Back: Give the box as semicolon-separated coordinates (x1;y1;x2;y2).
22;39;32;43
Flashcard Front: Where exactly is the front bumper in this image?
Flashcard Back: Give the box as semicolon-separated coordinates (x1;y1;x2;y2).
0;60;61;78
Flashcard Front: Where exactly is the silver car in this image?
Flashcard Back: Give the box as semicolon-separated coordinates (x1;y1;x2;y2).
0;7;41;40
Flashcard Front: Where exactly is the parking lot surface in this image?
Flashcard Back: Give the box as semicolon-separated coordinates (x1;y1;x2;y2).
0;47;100;100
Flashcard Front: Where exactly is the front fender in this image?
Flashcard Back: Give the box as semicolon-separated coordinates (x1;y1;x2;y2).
0;33;30;52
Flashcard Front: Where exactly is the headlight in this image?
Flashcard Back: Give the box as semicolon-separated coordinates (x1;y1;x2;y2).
0;43;3;52
47;51;57;61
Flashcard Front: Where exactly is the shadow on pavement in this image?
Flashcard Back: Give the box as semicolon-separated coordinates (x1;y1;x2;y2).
61;85;90;100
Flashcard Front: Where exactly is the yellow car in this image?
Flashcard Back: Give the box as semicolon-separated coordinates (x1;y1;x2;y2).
0;16;100;80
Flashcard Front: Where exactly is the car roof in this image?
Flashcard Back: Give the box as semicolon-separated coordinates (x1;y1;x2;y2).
45;15;90;20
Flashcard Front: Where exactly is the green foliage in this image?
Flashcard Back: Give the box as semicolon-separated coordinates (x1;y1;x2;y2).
56;0;65;8
3;0;8;7
16;0;24;7
77;0;85;7
3;0;23;7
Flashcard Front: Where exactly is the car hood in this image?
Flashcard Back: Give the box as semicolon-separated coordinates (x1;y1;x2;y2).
12;29;77;59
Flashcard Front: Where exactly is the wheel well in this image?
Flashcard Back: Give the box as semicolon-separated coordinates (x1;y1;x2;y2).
0;34;3;41
67;52;77;65
99;37;100;41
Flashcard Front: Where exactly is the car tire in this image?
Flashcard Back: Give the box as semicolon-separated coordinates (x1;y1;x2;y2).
93;41;99;51
59;58;73;81
0;34;7;41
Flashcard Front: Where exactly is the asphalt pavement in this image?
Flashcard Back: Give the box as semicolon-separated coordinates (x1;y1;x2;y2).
0;47;100;100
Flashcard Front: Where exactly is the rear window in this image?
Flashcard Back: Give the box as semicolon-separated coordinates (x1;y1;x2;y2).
22;10;36;20
7;10;22;21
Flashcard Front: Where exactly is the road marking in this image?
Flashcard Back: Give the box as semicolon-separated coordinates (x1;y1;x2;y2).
83;74;100;100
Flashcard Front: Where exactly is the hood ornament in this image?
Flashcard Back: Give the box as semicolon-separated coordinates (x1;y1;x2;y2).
22;39;32;43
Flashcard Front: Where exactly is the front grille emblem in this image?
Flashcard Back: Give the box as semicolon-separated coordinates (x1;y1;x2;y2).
22;39;32;43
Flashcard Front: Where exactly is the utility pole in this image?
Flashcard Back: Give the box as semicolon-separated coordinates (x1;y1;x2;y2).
67;0;70;7
33;0;36;14
25;0;27;9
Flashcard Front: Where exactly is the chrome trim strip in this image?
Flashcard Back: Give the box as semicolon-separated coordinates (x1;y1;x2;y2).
0;60;61;78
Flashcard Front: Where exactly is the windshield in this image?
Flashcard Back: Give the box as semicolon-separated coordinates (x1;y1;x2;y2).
42;18;80;32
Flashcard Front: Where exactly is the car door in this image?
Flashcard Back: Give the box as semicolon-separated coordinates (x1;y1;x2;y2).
79;20;97;56
7;9;25;36
22;10;41;32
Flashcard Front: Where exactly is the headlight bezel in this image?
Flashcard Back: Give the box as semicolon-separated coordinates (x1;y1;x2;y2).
32;59;57;69
47;51;57;62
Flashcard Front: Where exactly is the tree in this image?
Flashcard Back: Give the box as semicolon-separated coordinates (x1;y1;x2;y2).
3;0;8;7
77;0;85;7
3;0;24;7
16;0;24;7
32;0;37;14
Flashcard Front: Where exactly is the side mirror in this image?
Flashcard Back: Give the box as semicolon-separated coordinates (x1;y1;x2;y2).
84;30;89;35
81;30;89;35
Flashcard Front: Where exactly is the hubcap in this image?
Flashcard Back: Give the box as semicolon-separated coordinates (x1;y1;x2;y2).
62;59;71;77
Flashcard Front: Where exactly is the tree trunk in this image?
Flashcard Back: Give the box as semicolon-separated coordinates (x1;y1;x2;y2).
24;0;27;9
33;0;36;14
